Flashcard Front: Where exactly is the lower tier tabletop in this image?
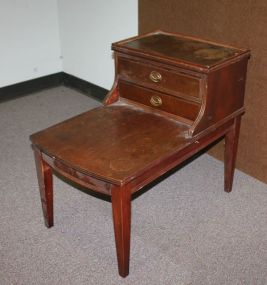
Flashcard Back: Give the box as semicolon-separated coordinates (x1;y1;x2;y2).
30;100;191;185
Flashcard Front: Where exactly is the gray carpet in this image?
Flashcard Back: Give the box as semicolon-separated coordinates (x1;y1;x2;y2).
0;86;266;285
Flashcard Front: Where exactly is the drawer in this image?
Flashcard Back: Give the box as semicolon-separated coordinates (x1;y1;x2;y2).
118;81;201;121
117;56;201;100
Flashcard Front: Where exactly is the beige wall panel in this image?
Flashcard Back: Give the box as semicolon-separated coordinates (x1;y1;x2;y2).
139;0;267;183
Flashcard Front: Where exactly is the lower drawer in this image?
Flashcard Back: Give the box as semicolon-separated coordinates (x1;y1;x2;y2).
119;81;200;121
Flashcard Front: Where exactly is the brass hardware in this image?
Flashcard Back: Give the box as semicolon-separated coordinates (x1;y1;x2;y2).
149;71;162;83
150;95;162;107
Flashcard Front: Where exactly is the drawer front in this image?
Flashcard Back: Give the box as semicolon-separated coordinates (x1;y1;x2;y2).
119;81;200;121
117;57;201;99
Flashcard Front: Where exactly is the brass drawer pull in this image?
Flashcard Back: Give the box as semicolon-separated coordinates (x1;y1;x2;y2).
149;71;162;83
150;95;162;107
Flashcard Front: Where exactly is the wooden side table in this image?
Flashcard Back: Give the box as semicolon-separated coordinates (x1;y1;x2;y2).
30;31;250;277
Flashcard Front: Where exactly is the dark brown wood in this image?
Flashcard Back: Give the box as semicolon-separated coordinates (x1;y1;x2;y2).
42;153;111;196
224;116;241;193
117;55;201;100
128;119;235;194
33;147;54;228
112;31;250;138
117;32;240;67
118;80;200;121
30;31;250;277
112;31;249;73
111;184;131;277
191;58;249;137
30;103;189;185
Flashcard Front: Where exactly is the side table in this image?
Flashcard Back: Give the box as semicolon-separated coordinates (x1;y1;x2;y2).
30;31;250;277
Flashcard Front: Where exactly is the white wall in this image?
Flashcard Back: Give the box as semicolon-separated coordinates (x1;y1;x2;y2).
58;0;138;89
0;0;138;89
0;0;62;87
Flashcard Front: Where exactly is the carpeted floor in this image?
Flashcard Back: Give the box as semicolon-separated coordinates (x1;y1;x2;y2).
0;86;266;285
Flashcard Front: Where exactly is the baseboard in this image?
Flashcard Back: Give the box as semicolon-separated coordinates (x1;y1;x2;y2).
0;72;108;103
63;73;108;101
0;73;64;103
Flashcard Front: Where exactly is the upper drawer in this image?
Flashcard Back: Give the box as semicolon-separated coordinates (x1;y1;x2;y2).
117;56;201;100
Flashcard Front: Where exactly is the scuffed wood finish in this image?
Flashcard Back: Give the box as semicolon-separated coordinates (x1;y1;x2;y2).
112;31;249;73
30;103;189;185
119;33;239;66
30;31;250;277
33;147;53;228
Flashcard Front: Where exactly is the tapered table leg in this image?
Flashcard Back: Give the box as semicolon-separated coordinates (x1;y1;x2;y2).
33;148;54;227
224;117;241;193
111;184;131;278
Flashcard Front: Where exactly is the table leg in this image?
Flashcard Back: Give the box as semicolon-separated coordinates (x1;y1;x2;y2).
111;184;131;278
224;116;241;193
33;148;54;227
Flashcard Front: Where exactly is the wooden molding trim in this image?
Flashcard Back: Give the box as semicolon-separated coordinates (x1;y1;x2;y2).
0;72;108;103
62;73;108;101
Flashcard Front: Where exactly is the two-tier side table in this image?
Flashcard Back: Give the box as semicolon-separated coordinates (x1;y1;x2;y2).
30;31;250;277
